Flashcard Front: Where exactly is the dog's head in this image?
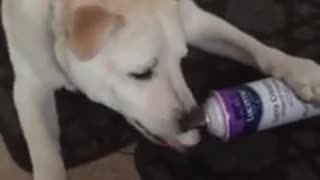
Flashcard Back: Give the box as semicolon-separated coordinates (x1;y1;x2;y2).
63;0;200;149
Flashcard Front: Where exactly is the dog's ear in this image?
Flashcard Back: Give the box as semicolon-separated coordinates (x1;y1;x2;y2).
67;4;122;61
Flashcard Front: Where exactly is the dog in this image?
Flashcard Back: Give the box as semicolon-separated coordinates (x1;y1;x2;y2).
2;0;320;180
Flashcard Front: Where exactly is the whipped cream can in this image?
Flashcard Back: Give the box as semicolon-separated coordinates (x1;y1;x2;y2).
203;78;320;140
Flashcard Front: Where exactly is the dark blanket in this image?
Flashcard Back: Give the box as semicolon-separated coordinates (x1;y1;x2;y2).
0;0;320;180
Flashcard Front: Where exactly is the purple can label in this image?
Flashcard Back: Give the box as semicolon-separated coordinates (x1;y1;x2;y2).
215;85;263;139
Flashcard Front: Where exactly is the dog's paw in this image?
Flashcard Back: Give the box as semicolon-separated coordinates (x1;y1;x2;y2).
271;56;320;104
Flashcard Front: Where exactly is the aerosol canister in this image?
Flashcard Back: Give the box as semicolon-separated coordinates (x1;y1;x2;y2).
183;78;320;141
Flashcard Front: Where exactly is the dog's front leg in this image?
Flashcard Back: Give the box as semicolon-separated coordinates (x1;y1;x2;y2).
180;0;320;103
14;80;66;180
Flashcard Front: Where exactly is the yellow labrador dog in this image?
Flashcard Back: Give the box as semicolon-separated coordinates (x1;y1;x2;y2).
2;0;320;180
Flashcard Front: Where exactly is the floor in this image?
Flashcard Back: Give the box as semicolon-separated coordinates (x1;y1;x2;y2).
0;136;139;180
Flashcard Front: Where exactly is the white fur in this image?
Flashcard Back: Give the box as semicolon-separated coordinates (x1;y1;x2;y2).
3;0;320;180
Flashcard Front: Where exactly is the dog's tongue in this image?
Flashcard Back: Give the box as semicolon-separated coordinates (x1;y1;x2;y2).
176;129;200;146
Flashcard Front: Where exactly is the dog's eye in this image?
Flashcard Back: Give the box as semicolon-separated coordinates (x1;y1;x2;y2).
129;69;153;80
